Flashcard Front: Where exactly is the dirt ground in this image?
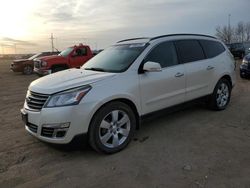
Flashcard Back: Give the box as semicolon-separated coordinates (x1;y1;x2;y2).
0;59;250;188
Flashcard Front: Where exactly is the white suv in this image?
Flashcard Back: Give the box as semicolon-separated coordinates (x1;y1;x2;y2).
21;34;236;153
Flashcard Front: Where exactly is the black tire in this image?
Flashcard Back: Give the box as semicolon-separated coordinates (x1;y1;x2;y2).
23;65;33;75
208;78;232;111
52;66;66;73
240;72;246;79
88;101;136;154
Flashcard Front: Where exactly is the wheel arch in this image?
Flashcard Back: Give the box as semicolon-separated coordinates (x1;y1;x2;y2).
88;98;141;133
220;74;232;88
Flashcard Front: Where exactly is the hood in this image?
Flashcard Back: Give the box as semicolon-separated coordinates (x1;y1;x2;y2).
29;68;116;94
38;55;64;62
13;59;29;63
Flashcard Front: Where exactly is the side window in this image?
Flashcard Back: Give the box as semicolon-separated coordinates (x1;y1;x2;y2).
144;41;178;68
75;48;87;56
175;40;205;63
200;40;225;58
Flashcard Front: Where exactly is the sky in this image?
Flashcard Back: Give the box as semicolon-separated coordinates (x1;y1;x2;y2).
0;0;249;54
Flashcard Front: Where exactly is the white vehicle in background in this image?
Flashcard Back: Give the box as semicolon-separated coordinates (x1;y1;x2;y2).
21;34;236;153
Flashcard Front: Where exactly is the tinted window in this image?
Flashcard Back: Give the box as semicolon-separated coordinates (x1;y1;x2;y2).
144;41;178;68
200;40;225;58
175;40;205;63
75;48;87;56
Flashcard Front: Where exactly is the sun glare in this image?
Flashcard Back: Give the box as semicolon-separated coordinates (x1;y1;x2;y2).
0;0;37;39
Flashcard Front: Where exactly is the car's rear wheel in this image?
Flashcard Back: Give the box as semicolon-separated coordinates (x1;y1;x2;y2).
88;102;136;154
23;65;33;75
208;78;231;110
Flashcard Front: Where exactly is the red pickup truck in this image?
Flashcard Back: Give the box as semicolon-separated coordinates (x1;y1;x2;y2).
34;44;93;75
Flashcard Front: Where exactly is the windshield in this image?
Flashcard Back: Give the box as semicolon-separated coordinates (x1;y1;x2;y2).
82;43;147;73
28;53;42;60
59;47;73;57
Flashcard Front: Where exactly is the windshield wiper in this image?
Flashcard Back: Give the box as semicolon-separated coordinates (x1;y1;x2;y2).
84;67;106;72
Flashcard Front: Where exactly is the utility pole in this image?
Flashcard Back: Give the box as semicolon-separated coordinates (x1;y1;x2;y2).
50;33;55;52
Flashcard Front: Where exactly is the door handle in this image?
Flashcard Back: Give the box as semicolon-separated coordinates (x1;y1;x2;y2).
175;72;184;77
207;66;214;70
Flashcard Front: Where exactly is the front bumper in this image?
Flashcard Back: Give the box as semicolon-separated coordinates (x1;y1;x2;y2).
34;67;51;76
21;102;92;144
10;63;23;72
240;65;250;76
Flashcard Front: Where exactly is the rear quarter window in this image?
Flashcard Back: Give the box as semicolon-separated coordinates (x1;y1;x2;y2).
200;40;225;58
175;40;205;63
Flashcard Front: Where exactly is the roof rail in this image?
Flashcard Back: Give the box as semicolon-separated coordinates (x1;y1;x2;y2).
117;37;150;43
116;34;216;44
150;34;217;41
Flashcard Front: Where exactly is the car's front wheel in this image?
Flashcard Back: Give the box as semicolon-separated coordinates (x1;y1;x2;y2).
88;101;136;154
23;65;33;75
208;78;232;110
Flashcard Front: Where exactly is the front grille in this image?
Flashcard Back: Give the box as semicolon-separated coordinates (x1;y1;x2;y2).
41;127;54;137
27;122;38;133
26;91;49;111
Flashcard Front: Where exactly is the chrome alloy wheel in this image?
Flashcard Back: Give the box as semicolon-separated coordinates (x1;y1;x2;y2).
99;110;131;148
216;83;229;108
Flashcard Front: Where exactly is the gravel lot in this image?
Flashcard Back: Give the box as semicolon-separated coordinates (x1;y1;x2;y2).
0;59;250;188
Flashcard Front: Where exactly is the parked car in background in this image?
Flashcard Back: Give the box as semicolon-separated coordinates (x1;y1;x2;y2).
240;53;250;78
21;34;236;154
10;52;59;75
227;43;246;59
243;42;250;55
34;44;93;76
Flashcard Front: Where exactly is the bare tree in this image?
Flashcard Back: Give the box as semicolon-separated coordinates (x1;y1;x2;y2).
215;25;233;44
235;21;245;42
215;21;250;43
245;22;250;41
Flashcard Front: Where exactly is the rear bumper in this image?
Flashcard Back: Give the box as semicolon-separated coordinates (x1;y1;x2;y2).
34;68;51;76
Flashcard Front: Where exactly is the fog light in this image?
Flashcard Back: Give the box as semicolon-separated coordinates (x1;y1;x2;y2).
42;122;70;129
41;123;70;138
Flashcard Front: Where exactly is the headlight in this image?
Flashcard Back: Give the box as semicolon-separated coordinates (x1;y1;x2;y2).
41;61;47;67
26;90;30;97
45;86;91;107
242;59;249;64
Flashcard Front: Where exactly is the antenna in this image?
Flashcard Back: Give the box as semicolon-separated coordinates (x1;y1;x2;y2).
50;33;55;52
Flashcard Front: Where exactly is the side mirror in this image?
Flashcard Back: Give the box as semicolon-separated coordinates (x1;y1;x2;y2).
143;61;162;72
